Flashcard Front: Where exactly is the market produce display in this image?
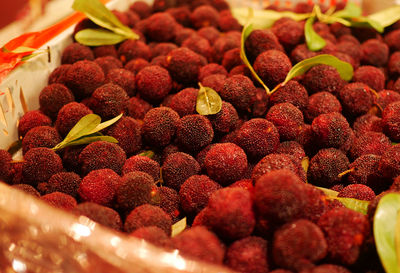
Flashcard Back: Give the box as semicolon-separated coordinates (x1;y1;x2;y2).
2;0;400;272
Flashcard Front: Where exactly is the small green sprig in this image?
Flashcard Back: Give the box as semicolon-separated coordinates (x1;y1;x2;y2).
52;113;122;151
72;0;138;46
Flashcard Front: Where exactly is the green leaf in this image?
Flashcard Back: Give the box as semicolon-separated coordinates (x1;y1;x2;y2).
305;16;327;52
368;6;400;29
171;217;187;237
316;186;339;197
64;114;101;143
240;22;271;94
75;28;128;46
347;17;384;33
332;2;362;18
87;113;123;135
138;150;155;159
272;54;353;93
196;83;222;115
316;186;369;214
374;193;400;273
335;197;369;215
67;135;118;146
72;0;138;39
53;113;122;151
232;7;310;29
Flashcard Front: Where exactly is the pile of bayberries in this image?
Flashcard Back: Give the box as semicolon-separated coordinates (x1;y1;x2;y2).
2;0;400;272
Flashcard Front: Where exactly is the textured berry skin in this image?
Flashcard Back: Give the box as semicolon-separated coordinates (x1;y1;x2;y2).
234;118;279;158
106;68;135;97
311;112;352;149
79;141;126;175
165;48;203;84
308;148;349;187
18;110;52;138
116;171;155;212
124;204;172;235
245;29;283;62
204;143;248;186
126;97;152;120
306;92;342;122
266;102;304;141
130;226;172;248
225;236;269;273
55;102;93;137
190;5;219;29
198;63;227;81
162;152;200;191
301;264;351;273
78;169;120;206
382;101;400;142
254;170;308;225
207;101;238;134
176;114;214;152
318;208;369;265
252;154;299;182
48;64;71;85
204;188;255;241
302;64;344;95
136;66;172;101
353;114;383;137
338;83;374;118
353;65;386;91
269;80;308;111
142;107;180;148
22;148;63;186
0;150;12;183
378;144;400;179
338;184;375;201
65;60;105;98
117;40;151;63
377;90;400;111
145;13;177;42
122;155;160;181
105;117;142;155
61;43;94;64
41;192;77;210
271;18;304;50
179;175;221;216
360;39;389;67
157;186;180;222
90;83;129;119
22;126;62;154
349;132;391;160
347;154;382;190
47;172;81;198
273;219;328;272
169;88;198;117
39;84;75;119
172;226;225;264
220;75;257;112
254;50;292;88
74;202;122;230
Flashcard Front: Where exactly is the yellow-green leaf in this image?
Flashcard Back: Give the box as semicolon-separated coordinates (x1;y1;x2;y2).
240;22;270;94
171;217;187;237
75;28;128;46
138;150;155;159
64;114;101;143
232;7;310;29
332;2;362;18
196;83;222;115
87;113;123;135
67;135;118;146
275;54;353;92
374;193;400;273
305;16;326;52
72;0;137;38
368;6;400;29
